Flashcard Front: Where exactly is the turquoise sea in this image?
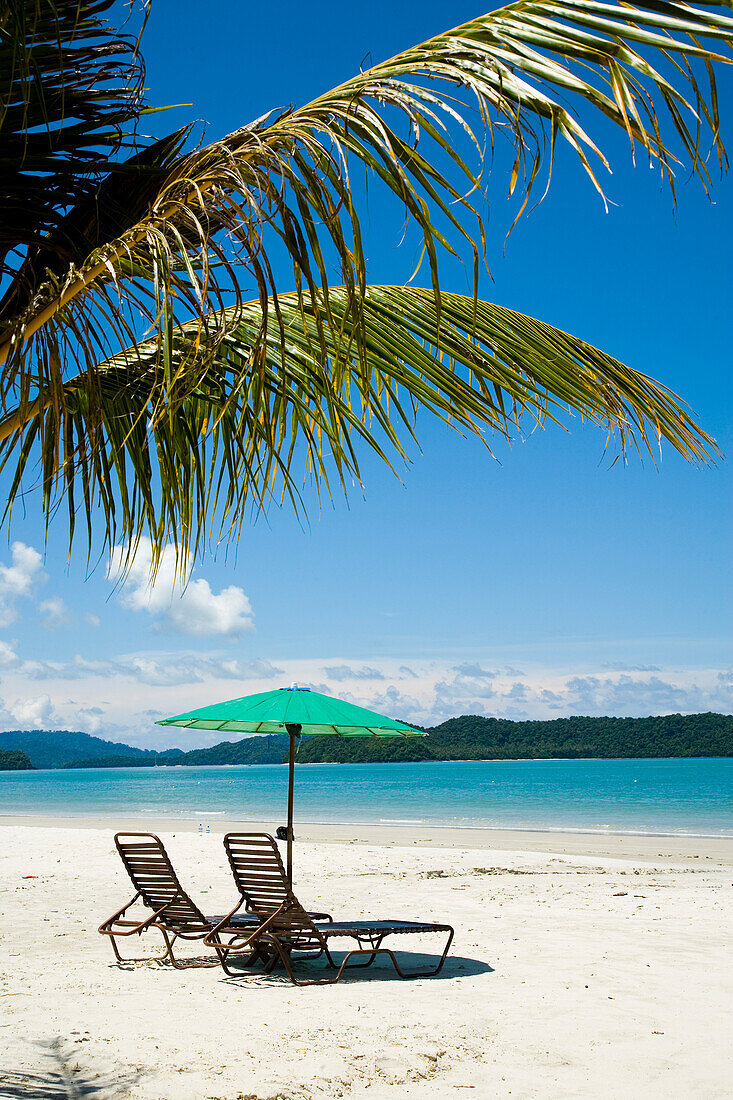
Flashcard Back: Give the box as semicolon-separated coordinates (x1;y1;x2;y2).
0;758;731;836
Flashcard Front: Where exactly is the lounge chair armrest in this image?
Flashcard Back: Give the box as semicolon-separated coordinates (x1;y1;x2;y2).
99;896;177;938
207;901;289;951
137;896;179;931
98;892;141;934
208;893;251;935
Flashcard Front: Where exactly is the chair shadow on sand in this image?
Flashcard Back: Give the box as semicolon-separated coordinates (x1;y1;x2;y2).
221;950;494;985
109;951;220;971
106;946;492;980
0;1039;141;1099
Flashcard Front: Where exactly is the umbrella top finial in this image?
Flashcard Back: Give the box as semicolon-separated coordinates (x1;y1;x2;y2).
286;683;311;692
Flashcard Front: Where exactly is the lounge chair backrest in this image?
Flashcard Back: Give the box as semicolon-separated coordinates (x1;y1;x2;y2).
114;832;208;929
224;832;321;942
223;832;293;915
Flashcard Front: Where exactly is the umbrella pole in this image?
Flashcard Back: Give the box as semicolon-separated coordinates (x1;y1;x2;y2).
285;724;300;886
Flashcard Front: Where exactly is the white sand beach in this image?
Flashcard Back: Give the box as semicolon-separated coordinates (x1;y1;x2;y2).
1;820;732;1099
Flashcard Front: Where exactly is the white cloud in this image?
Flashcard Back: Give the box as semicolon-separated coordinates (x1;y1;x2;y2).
602;661;661;672
323;664;385;682
0;640;20;668
306;662;733;728
20;651;281;687
452;662;497;680
428;663;498;719
331;684;423;721
73;705;107;735
10;693;58;729
418;669;733;725
0;542;44;626
39;596;70;629
109;538;254;637
0;633;730;746
84;613;101;628
560;673;733;717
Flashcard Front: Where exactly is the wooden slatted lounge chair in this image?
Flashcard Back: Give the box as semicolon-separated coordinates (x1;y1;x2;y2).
99;832;331;968
99;832;226;967
204;832;454;985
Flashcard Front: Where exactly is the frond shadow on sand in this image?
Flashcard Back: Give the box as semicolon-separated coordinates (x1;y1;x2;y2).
0;1038;141;1099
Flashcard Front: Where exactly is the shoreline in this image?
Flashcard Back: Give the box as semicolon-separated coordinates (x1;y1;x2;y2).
3;813;732;864
12;753;733;770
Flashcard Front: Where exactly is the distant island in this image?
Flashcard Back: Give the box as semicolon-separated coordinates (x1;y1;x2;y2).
0;749;34;771
0;712;730;770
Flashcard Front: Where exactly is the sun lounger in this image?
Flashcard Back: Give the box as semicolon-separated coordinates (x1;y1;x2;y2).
99;832;228;967
98;831;330;968
204;832;454;985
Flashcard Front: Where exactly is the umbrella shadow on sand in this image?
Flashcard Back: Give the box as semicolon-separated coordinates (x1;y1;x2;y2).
0;1038;141;1098
221;950;493;985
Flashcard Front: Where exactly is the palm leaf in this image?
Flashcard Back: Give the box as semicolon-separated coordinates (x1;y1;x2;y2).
0;286;717;568
0;0;730;568
2;0;732;389
0;0;152;280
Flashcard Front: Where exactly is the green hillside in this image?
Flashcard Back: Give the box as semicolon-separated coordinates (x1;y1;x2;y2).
59;712;733;769
62;753;177;769
0;749;34;770
64;737;286;768
0;730;181;770
418;712;733;761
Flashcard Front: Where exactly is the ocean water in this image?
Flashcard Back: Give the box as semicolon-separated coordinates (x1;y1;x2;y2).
0;758;731;837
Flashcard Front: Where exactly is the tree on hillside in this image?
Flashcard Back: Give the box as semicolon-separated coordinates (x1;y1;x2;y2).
1;0;730;572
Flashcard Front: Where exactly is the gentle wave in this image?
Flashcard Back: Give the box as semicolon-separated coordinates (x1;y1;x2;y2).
378;818;427;825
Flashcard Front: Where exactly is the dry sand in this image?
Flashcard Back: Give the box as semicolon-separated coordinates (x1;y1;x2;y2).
1;820;732;1099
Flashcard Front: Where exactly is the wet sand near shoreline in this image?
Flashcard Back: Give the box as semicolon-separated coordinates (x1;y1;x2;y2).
3;812;732;865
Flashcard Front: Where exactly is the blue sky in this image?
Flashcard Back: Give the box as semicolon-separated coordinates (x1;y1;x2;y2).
0;0;730;747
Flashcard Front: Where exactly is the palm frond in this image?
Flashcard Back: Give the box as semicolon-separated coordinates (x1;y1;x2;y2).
0;1;729;570
2;0;731;416
0;286;717;568
0;0;151;284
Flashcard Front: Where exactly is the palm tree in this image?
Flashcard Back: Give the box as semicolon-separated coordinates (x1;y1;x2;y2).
1;0;731;572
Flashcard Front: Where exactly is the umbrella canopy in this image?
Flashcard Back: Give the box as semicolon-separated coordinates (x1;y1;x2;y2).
157;687;425;882
156;686;423;738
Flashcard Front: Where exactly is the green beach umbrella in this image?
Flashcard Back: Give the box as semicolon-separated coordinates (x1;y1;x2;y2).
157;686;425;883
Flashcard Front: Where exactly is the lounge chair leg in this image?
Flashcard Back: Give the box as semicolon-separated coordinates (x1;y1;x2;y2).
322;944;340;968
263;951;280;974
342;948;379;969
382;928;454;978
291;946;391;986
104;925;180;967
343;934;386;968
219;951;262;976
160;928;180;967
298;929;455;984
234;929;455;986
109;934;124;964
210;933;267;976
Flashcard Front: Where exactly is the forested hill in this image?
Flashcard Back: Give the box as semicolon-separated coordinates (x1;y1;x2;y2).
0;749;33;770
297;712;733;762
58;712;733;769
0;729;182;770
417;712;733;761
